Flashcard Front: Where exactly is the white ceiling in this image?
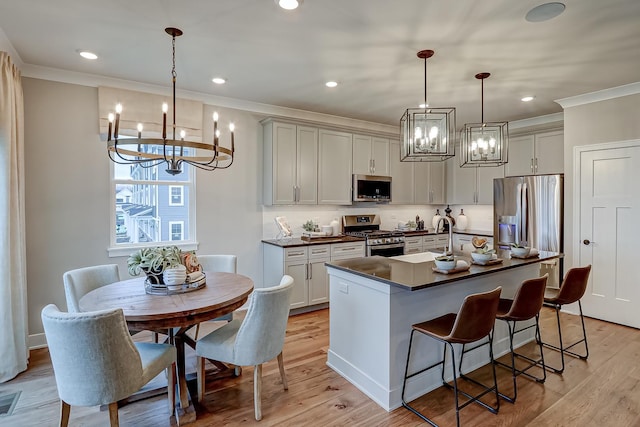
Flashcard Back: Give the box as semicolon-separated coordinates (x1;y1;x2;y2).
1;0;639;127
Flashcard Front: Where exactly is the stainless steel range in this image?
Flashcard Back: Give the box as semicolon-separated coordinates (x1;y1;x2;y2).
342;214;405;257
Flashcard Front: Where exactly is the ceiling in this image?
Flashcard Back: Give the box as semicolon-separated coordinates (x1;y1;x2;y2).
1;0;639;128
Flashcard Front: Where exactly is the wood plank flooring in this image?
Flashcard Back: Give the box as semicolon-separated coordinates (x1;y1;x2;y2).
2;307;640;426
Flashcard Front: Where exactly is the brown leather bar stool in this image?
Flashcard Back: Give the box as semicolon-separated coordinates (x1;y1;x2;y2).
539;265;592;373
492;274;548;403
401;287;502;427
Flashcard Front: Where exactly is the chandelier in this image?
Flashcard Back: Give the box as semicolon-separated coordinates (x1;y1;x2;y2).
400;49;455;162
460;72;508;167
107;27;234;175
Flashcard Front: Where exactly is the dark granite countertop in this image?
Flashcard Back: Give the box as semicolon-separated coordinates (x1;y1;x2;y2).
262;235;365;248
326;249;562;291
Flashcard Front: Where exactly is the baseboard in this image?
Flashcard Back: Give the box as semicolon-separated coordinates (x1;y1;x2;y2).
28;333;47;350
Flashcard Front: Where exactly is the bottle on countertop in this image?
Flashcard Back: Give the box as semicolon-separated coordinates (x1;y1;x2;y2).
432;209;442;231
416;215;425;230
443;205;456;232
456;209;468;231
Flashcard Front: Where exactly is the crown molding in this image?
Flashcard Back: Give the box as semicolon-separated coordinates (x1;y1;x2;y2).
21;63;398;136
556;81;640;109
509;112;564;130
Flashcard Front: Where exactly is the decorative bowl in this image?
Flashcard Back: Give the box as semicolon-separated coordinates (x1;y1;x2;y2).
434;257;456;270
511;246;531;257
471;251;494;263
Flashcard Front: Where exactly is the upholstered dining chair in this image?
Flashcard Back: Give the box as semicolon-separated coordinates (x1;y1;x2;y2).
63;264;120;312
195;275;294;421
41;304;176;427
193;254;238;339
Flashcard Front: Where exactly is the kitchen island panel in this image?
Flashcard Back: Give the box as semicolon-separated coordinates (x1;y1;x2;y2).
327;262;541;411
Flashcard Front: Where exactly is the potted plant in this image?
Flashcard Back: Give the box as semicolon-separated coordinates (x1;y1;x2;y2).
127;246;183;284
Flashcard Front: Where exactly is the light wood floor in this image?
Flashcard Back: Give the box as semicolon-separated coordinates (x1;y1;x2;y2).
3;306;640;426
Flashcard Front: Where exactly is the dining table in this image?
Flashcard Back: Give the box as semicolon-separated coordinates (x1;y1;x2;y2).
79;271;254;425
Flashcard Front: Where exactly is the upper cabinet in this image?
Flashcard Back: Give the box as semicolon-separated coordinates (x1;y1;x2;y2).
414;161;446;204
505;130;563;176
353;134;390;176
263;120;318;205
389;141;415;204
318;129;353;205
446;145;504;205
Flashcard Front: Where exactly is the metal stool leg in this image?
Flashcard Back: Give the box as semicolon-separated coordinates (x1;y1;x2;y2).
539;301;589;374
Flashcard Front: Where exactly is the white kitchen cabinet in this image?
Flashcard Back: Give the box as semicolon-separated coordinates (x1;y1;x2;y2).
447;145;504;205
263;120;318;205
389;141;414;204
505;130;563;177
353;134;389;176
453;234;494;252
263;241;364;311
423;234;449;251
404;235;424;254
318;129;353;205
414;161;446;204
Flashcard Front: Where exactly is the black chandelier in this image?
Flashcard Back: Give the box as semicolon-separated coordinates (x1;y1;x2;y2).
107;27;234;175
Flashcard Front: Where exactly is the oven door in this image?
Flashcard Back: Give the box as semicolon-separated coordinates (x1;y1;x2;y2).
368;243;405;257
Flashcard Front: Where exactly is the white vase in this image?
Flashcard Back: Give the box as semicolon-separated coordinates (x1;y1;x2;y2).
432;209;442;231
163;264;187;286
456;209;468;231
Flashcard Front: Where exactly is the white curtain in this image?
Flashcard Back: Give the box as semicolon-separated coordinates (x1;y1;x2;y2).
0;51;28;383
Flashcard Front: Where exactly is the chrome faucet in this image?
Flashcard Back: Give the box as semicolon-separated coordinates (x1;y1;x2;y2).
436;216;454;256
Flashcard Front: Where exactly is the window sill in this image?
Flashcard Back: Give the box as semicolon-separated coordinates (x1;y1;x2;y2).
107;241;200;258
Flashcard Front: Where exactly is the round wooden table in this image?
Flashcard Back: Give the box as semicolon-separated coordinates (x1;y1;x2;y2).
79;271;254;425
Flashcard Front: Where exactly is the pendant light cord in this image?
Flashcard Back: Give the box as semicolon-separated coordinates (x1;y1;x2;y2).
423;55;427;109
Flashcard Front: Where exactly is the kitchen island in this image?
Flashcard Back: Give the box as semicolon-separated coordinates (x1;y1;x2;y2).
325;250;561;411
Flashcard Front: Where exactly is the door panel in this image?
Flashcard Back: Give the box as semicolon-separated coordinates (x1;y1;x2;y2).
579;144;640;327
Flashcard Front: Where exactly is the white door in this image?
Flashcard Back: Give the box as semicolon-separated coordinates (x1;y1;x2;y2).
577;140;640;328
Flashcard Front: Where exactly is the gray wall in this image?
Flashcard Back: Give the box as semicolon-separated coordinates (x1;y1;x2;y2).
23;77;265;337
562;92;640;270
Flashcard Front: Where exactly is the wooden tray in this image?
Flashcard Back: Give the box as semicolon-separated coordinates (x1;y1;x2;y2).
471;258;504;266
432;265;471;274
301;234;344;242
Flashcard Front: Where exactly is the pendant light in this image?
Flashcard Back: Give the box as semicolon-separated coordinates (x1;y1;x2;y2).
460;72;508;167
400;50;456;162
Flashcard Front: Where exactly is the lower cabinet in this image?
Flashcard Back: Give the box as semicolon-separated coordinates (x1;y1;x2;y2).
453;234;494;252
263;241;365;310
403;234;449;254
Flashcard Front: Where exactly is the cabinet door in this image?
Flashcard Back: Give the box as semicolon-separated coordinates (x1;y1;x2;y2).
534;130;563;175
352;134;373;175
389;141;414;204
272;122;297;204
451;156;477;204
413;162;430;204
429;161;446;204
505;135;535;177
285;261;308;309
318;129;353;205
476;165;504;205
371;137;390;176
308;260;329;305
296;126;318;204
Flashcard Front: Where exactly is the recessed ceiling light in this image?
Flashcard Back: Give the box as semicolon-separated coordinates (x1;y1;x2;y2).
79;51;98;60
419;103;429;108
275;0;303;10
325;81;338;88
525;2;566;22
521;96;535;102
212;77;226;85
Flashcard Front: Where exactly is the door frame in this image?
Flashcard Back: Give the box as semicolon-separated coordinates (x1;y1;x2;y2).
572;138;640;268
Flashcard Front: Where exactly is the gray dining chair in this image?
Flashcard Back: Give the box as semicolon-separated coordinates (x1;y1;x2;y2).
41;304;176;427
195;275;294;421
63;264;120;312
193;254;238;339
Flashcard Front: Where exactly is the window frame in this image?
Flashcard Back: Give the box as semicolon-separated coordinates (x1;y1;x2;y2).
168;220;185;241
108;160;198;257
168;185;184;206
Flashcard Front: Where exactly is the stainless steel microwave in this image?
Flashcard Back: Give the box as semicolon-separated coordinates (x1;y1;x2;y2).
352;174;392;202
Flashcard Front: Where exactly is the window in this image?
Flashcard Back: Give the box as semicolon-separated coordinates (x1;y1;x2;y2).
169;221;184;241
169;186;184;206
110;142;196;255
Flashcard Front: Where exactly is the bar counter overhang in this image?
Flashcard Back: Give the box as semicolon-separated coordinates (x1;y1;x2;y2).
325;250;562;411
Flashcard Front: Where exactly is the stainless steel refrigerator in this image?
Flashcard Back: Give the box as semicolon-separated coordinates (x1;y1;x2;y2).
494;174;563;285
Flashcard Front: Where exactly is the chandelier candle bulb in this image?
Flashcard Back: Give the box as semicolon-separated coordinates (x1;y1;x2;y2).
137;123;143;139
162;103;168;139
107;113;114;141
114;103;122;139
230;123;235;152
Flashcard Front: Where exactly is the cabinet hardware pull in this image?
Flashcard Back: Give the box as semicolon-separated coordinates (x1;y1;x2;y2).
530;158;534;172
308;263;312;279
583;239;593;245
305;263;309;279
534;158;538;171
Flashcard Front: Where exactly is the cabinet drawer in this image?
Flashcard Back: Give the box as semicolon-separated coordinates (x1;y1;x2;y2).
308;244;331;260
284;247;308;262
404;236;422;246
423;236;437;249
405;246;422;255
331;242;365;259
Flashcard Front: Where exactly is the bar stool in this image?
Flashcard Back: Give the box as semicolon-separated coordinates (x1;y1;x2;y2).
401;287;502;427
540;265;592;374
492;274;548;403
